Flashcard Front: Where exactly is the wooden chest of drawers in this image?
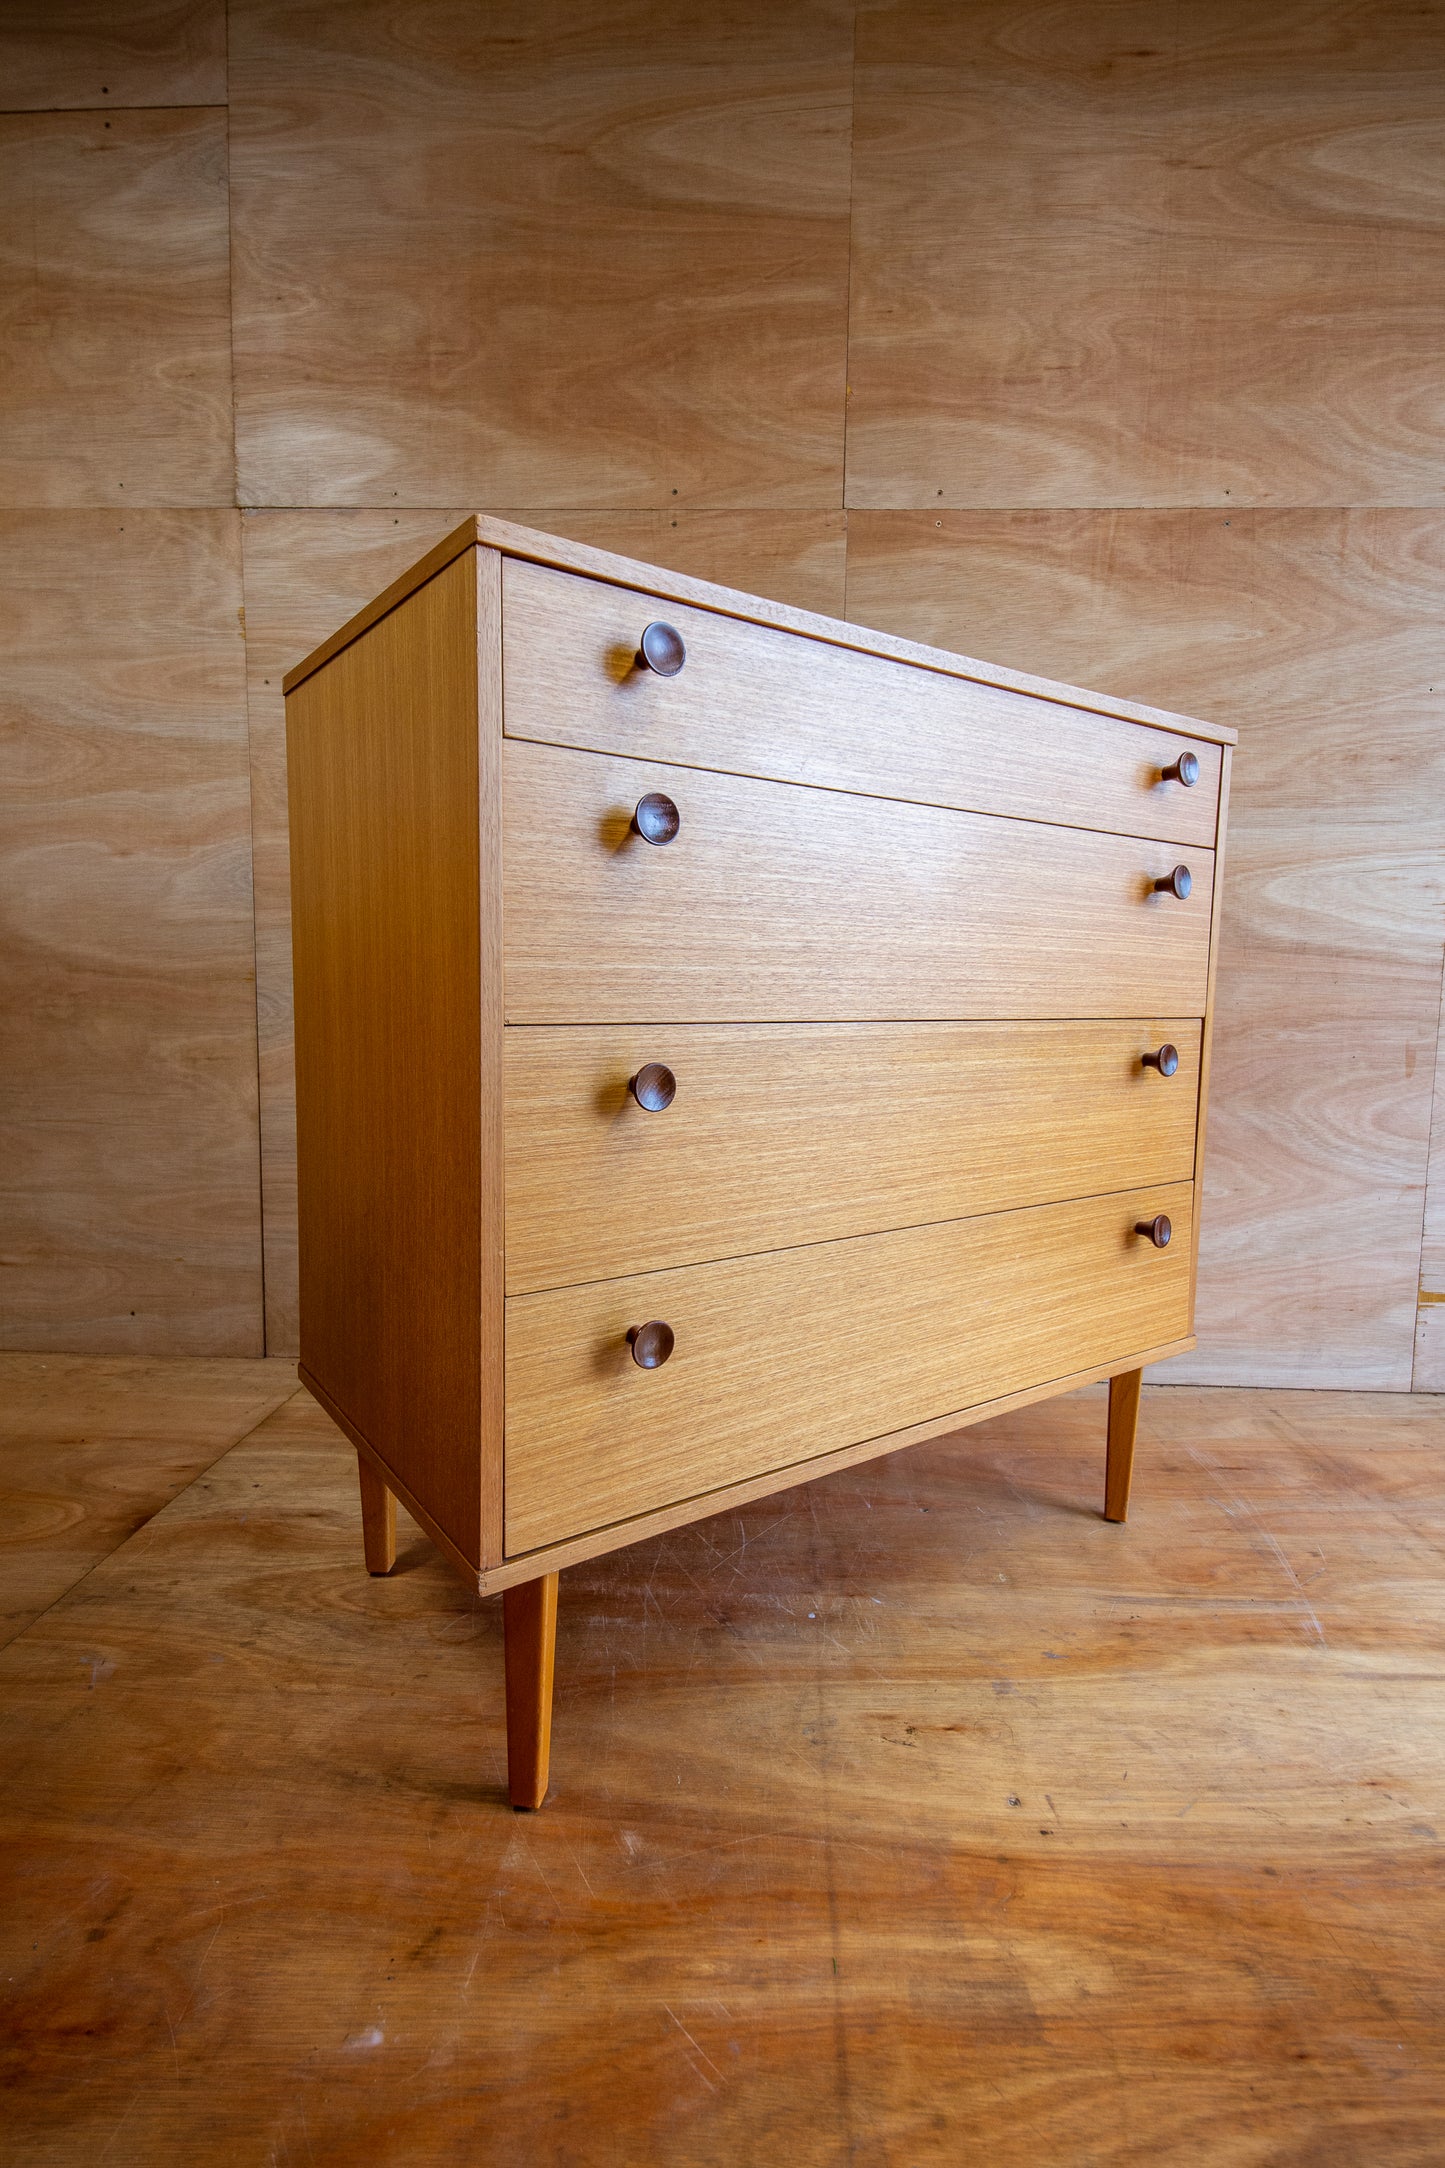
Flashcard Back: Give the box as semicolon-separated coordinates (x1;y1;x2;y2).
285;517;1234;1809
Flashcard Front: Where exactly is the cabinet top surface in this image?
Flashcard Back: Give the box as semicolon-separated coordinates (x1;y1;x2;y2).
281;514;1236;748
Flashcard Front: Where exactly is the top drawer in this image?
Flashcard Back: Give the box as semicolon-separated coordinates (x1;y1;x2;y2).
503;560;1222;848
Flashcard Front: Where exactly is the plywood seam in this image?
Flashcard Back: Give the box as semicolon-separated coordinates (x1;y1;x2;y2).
1410;926;1445;1384
237;595;268;1352
0;103;231;114
0;1384;307;1645
226;86;264;1343
839;0;858;531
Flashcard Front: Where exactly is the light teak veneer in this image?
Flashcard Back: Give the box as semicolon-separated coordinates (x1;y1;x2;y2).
285;516;1234;1810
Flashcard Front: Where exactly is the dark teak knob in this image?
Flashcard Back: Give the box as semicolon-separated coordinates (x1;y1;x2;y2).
1141;1044;1179;1077
1134;1215;1172;1248
629;1062;676;1112
1161;751;1200;787
633;792;680;845
1153;865;1192;899
636;622;686;677
627;1320;675;1369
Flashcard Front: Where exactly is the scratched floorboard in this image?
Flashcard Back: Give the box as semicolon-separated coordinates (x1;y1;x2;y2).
2;1369;1443;2164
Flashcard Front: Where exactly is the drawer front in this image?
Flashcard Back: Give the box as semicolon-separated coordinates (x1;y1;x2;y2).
504;1182;1193;1554
504;1019;1202;1293
503;559;1221;847
503;743;1215;1023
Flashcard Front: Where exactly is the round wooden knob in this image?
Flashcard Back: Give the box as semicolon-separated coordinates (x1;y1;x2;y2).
1161;751;1200;787
629;1062;676;1112
1134;1215;1172;1248
1141;1044;1179;1076
636;622;686;677
633;792;680;845
1153;865;1192;899
627;1320;675;1368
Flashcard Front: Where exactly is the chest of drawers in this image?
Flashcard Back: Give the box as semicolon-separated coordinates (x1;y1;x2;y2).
285;517;1234;1810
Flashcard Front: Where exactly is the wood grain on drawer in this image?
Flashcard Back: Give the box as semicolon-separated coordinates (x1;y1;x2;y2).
503;743;1214;1023
503;559;1221;847
504;1019;1201;1294
504;1182;1193;1553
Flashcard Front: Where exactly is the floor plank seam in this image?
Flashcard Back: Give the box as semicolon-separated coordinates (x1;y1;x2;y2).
0;1380;306;1651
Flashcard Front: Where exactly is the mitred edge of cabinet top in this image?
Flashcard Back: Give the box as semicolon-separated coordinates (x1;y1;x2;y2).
280;515;1238;748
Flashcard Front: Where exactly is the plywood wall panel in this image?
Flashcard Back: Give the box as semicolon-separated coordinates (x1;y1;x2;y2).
241;507;844;1350
0;0;1436;1382
1196;1020;1429;1391
483;509;848;622
847;509;1445;1387
0;2;226;109
848;0;1445;508
1416;1057;1445;1391
0;512;263;1354
228;1;852;509
847;511;1445;793
0;109;233;508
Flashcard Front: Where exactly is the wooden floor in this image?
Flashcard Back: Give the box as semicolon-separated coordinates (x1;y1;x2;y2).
2;1359;1443;2165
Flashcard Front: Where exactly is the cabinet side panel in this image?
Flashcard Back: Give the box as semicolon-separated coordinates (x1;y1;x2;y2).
476;546;504;1570
286;549;482;1566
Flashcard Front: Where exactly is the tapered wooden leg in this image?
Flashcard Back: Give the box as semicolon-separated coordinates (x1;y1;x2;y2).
1105;1369;1143;1523
503;1572;558;1810
357;1453;397;1574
